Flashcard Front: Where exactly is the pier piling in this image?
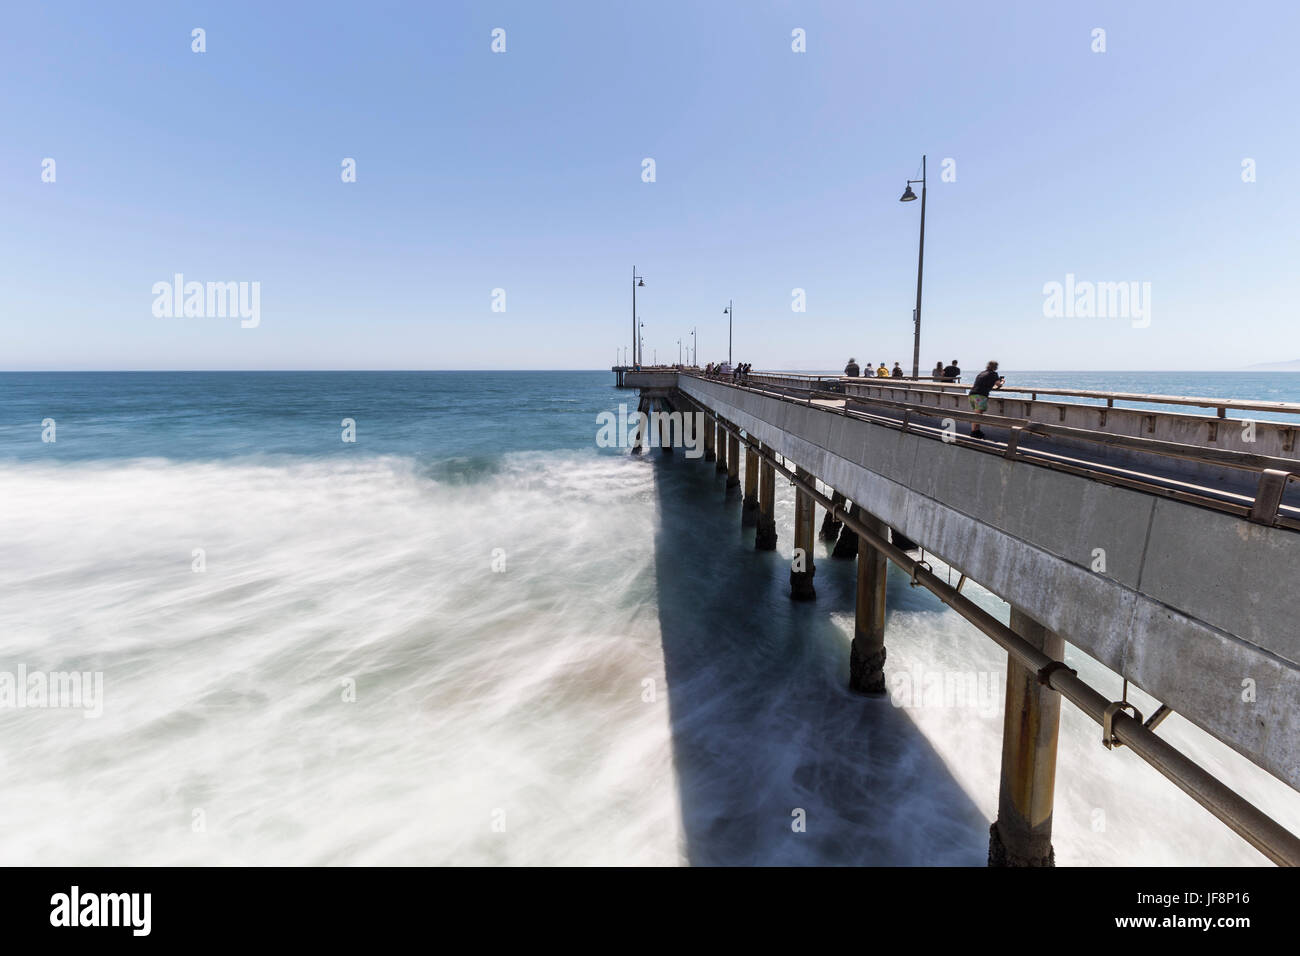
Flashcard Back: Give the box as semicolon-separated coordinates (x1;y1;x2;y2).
790;466;817;600
631;396;646;454
755;442;778;550
658;399;673;454
832;502;860;558
726;432;740;491
988;609;1065;867
741;439;759;526
849;510;889;694
819;490;845;540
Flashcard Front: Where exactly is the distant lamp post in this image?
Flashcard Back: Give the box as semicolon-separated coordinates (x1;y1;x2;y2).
677;338;682;366
632;267;646;366
691;327;697;367
639;321;645;368
899;156;926;381
722;300;733;365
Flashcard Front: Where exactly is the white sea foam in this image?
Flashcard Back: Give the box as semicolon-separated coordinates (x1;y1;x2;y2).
0;453;1294;865
0;453;680;865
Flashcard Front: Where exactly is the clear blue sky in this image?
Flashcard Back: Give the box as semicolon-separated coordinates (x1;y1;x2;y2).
2;0;1296;371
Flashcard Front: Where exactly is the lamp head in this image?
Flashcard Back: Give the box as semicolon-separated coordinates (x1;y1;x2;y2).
899;184;918;202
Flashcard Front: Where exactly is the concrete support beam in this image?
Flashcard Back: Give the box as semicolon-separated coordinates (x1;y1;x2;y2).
849;510;889;695
742;438;759;526
989;608;1066;867
726;432;740;490
703;413;715;462
756;442;778;550
820;489;845;540
790;466;816;600
715;421;728;473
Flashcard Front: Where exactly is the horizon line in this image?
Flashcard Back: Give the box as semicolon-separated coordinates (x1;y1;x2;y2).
1;367;1298;375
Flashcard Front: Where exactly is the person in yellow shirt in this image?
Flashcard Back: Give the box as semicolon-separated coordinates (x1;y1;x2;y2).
876;363;890;377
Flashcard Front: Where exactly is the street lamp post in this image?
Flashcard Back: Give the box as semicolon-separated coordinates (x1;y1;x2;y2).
639;321;645;369
723;300;733;365
691;327;697;367
677;338;682;366
899;155;926;380
632;267;646;366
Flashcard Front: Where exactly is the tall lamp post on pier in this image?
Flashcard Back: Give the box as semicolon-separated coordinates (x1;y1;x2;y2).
899;155;926;381
639;321;645;369
722;300;733;365
677;338;682;366
691;327;697;367
631;267;646;366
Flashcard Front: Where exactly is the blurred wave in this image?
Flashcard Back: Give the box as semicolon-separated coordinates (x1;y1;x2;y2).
0;452;681;865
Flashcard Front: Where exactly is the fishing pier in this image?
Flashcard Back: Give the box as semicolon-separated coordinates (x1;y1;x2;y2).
617;366;1300;866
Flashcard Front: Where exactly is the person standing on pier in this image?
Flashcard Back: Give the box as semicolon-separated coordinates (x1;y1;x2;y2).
876;362;890;377
932;361;945;380
891;362;904;378
968;361;1005;439
845;357;861;377
943;359;961;382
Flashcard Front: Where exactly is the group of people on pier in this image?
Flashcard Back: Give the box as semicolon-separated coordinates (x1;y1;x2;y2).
703;361;751;383
843;359;908;378
843;358;964;382
843;356;1005;439
699;354;1006;441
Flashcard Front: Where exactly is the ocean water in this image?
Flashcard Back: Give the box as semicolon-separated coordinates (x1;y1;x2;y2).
0;370;1297;866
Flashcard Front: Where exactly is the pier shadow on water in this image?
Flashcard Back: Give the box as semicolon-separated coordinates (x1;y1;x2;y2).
648;448;989;866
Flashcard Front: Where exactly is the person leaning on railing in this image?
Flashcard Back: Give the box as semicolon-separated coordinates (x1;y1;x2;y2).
968;361;1006;439
844;357;861;377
